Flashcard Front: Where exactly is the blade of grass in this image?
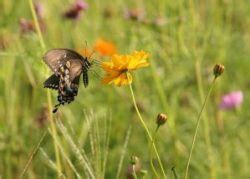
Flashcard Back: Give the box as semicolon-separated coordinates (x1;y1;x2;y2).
20;131;48;178
116;125;132;179
56;118;95;179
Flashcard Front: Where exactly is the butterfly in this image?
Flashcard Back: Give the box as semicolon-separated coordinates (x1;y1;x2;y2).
43;48;91;113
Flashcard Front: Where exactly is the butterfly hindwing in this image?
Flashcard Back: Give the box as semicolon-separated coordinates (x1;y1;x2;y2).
68;59;83;81
44;74;59;90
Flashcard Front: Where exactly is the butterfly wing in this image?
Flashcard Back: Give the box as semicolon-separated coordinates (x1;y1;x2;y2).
71;75;80;95
43;48;83;75
67;59;83;81
43;74;59;90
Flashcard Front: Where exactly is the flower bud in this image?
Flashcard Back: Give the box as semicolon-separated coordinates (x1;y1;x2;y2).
213;64;225;78
156;113;167;126
140;169;148;176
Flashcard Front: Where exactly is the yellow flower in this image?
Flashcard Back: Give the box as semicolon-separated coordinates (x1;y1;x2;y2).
94;38;117;56
101;51;149;86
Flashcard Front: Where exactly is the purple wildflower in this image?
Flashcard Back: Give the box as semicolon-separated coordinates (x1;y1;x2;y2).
19;17;46;34
75;0;88;11
35;2;44;19
19;18;35;33
63;0;88;20
220;91;243;109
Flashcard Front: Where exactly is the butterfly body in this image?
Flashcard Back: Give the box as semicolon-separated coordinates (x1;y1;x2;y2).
43;48;91;113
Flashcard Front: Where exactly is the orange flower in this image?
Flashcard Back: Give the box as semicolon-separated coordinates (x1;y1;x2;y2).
94;38;117;56
101;51;149;86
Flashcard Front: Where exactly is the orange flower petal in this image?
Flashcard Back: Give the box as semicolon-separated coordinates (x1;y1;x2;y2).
94;38;117;56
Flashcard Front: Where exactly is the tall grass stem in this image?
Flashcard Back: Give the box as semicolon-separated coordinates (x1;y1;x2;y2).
116;125;132;179
28;0;62;175
20;131;47;178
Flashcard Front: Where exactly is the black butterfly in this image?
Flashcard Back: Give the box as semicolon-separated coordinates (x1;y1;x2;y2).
43;48;91;113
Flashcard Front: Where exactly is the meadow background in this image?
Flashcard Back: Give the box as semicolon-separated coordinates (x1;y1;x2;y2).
0;0;250;178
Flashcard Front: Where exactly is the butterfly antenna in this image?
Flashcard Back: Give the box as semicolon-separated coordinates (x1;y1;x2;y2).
88;49;96;60
84;40;88;57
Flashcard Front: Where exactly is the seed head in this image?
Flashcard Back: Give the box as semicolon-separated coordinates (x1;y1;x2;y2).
156;113;167;126
213;64;225;78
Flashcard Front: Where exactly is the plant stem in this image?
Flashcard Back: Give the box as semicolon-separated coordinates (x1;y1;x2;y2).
28;0;62;176
171;167;178;179
127;73;167;178
150;126;160;178
184;78;217;179
28;0;45;50
132;165;138;179
195;60;216;178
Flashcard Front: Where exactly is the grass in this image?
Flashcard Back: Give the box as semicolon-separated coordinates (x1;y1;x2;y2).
0;0;250;178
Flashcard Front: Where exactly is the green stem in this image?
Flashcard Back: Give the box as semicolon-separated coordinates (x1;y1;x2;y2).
28;0;62;176
132;165;138;179
184;78;217;179
195;60;216;178
127;73;167;178
171;167;178;179
150;127;160;178
28;0;45;51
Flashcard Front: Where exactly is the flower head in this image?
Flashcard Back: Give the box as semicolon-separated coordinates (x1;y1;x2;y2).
94;38;117;56
220;91;243;109
19;18;46;34
213;64;225;78
19;18;35;33
75;0;88;10
126;156;141;179
63;0;88;20
156;113;167;126
101;51;149;86
35;2;44;19
124;8;145;22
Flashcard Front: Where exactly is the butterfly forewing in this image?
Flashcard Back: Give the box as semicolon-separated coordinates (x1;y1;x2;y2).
43;48;83;75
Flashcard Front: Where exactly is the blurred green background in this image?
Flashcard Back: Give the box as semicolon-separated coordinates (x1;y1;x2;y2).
0;0;249;178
